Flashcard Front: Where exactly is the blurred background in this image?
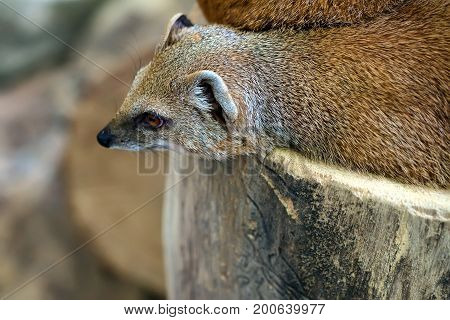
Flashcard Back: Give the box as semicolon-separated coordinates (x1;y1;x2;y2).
0;0;195;299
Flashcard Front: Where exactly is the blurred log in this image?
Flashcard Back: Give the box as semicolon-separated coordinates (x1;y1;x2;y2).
65;0;196;297
65;59;167;296
163;149;449;299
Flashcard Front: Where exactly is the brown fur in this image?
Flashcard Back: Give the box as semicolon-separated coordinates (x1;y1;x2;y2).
197;0;406;30
101;0;449;188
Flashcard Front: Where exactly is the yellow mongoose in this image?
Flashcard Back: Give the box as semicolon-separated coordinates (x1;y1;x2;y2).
197;0;406;30
98;1;449;188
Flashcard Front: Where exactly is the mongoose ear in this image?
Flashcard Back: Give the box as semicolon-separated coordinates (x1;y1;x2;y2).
157;13;193;53
188;70;238;124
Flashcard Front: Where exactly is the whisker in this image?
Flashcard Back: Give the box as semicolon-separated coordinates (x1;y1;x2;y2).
130;32;143;70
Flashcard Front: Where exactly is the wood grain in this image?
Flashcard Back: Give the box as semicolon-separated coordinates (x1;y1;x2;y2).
163;149;449;299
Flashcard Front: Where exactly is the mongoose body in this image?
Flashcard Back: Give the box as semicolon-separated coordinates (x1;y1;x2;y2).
98;0;449;188
198;0;406;30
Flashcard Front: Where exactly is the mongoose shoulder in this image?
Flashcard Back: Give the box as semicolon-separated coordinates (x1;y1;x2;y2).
197;0;407;30
98;1;449;188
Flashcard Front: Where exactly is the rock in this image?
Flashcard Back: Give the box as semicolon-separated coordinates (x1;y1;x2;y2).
0;71;145;299
0;0;107;87
163;149;449;299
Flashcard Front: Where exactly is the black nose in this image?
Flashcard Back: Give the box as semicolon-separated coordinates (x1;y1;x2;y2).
97;127;115;148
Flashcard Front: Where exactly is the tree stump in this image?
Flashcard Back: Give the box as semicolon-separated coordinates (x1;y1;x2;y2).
163;149;449;299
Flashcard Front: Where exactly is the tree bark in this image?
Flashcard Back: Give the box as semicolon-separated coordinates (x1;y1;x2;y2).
163;149;449;299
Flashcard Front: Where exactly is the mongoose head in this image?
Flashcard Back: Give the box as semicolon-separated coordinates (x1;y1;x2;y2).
97;14;268;159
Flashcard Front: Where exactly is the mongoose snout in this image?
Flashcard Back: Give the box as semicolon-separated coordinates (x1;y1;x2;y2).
98;5;449;188
97;126;116;148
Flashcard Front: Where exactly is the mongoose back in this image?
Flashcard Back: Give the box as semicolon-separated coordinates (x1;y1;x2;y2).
197;0;406;30
98;0;449;188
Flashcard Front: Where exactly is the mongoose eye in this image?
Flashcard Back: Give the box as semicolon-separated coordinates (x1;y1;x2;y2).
139;113;165;129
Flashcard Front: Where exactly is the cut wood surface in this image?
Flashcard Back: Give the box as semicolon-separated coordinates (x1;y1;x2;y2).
163;149;449;299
